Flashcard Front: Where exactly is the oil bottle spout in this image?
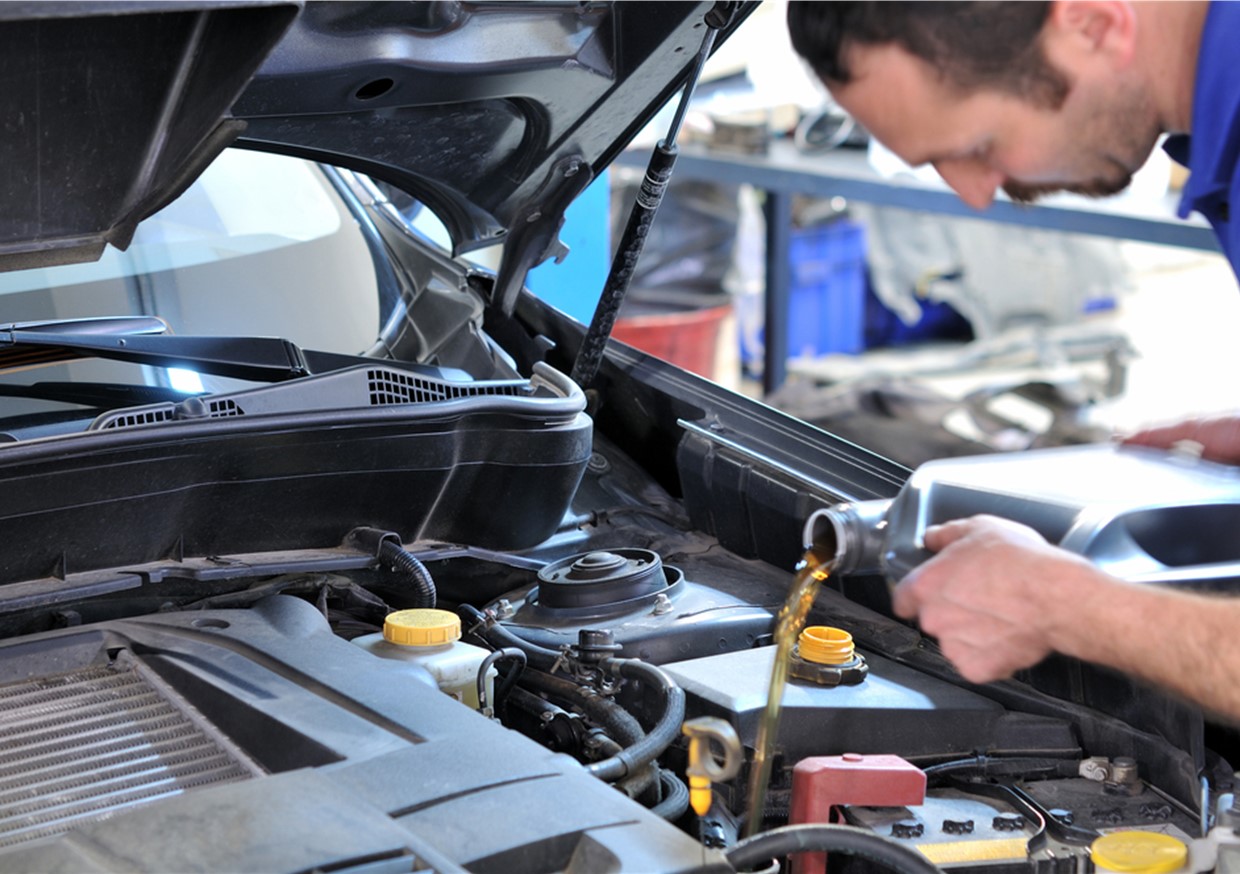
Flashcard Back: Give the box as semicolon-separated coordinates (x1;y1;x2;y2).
802;499;893;577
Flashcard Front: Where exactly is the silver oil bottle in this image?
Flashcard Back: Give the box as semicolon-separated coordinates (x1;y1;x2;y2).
804;443;1240;586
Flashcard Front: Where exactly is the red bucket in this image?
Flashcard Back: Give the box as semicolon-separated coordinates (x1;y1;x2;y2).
611;301;733;378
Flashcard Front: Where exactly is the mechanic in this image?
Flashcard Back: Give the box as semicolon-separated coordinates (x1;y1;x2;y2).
787;1;1240;720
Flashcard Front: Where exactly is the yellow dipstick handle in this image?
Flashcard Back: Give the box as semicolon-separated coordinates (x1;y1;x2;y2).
688;772;713;817
682;717;743;818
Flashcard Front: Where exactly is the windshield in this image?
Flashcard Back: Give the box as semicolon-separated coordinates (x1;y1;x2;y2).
0;150;385;434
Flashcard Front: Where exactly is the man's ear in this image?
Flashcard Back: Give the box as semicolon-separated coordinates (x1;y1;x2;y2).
1046;0;1137;68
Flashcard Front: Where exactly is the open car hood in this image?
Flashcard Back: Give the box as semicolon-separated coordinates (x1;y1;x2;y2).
1;1;750;311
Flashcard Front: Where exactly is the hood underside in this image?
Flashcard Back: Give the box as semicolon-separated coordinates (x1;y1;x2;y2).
1;1;751;310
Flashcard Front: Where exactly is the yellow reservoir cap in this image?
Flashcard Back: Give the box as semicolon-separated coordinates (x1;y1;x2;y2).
798;626;856;665
383;609;462;647
1090;831;1188;874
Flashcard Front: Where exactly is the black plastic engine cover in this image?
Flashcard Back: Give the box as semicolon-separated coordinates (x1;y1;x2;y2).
0;596;726;872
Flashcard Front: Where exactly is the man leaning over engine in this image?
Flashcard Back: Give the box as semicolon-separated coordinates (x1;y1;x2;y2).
787;1;1240;718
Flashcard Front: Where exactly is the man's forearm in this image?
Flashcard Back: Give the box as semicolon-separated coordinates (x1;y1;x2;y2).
1049;575;1240;721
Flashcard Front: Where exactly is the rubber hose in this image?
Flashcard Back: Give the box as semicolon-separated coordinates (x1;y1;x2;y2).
516;670;643;743
478;648;525;715
619;764;660;802
725;824;942;874
650;768;690;822
923;755;1080;786
493;658;526;717
581;735;659;801
518;668;657;799
457;605;561;671
590;733;626;759
584;658;685;784
377;540;436;608
461;620;682;795
507;685;564;720
505;685;586;752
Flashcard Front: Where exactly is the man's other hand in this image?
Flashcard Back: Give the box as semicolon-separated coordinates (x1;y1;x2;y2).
890;515;1095;684
1123;415;1240;464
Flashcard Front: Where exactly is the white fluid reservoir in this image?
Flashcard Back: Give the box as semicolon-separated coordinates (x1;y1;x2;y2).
352;608;494;709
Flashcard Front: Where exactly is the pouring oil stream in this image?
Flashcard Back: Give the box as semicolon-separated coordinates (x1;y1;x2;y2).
743;546;835;838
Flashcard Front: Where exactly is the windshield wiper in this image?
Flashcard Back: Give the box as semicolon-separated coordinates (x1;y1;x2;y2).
0;317;313;382
5;317;170;337
0;381;193;409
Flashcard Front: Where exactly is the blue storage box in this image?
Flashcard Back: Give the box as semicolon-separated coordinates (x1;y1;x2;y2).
788;220;867;357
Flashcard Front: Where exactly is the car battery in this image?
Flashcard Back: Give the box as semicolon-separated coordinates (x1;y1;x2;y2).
843;790;1034;872
838;777;1201;874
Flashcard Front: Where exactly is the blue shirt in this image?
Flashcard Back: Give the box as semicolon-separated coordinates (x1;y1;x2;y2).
1164;1;1240;278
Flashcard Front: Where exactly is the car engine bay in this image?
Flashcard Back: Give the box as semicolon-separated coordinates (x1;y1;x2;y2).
0;400;1227;871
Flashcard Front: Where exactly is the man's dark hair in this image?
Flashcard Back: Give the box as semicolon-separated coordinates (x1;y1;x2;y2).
787;2;1069;108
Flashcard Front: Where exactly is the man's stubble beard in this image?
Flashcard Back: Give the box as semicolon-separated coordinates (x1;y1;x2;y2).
1002;160;1136;203
1002;78;1160;205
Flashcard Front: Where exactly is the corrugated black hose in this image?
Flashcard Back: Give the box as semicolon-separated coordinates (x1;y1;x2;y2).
346;527;436;609
376;540;436;609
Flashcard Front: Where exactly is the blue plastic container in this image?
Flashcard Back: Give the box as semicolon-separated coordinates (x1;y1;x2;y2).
787;220;867;357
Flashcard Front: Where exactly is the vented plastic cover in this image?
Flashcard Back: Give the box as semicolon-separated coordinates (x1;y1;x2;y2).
91;364;541;432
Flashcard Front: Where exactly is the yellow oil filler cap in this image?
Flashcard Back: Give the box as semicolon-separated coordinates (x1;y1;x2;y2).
1090;831;1188;873
798;626;856;665
383;609;462;647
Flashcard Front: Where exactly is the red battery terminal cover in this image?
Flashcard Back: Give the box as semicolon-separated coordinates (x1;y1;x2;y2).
789;753;927;874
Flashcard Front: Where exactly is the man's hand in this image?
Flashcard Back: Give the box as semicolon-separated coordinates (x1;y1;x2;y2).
889;511;1240;722
1123;415;1240;464
890;515;1097;683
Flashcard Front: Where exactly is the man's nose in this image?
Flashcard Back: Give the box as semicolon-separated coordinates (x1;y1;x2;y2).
933;160;1003;210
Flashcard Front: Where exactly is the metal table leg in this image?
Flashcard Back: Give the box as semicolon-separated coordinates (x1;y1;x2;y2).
762;189;793;394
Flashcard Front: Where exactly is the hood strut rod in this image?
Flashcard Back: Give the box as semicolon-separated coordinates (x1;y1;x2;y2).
569;4;734;398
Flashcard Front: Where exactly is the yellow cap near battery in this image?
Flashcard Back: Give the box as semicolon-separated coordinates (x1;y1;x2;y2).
1090;831;1188;874
383;609;461;647
798;626;856;665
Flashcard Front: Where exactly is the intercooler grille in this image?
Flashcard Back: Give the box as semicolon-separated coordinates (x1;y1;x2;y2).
0;662;260;848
